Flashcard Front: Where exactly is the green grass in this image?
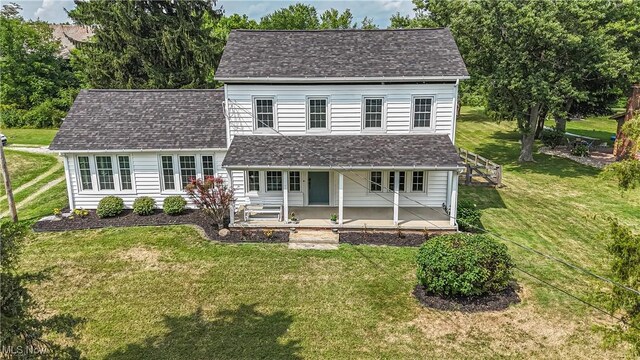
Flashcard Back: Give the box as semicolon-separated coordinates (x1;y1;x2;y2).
14;107;638;358
0;128;58;146
564;115;618;143
0;149;59;194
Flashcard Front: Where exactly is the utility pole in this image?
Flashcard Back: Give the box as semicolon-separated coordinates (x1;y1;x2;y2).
0;141;18;222
613;84;640;160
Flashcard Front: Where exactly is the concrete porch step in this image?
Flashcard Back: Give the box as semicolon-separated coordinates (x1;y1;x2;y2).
288;230;339;250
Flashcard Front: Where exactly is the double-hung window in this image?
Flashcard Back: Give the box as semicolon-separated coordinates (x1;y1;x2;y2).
266;171;282;191
95;156;115;190
255;98;275;129
77;156;93;191
118;156;132;190
412;171;425;192
179;156;196;189
412;96;433;129
370;171;383;192
247;171;260;191
161;155;175;190
363;97;383;129
308;97;328;130
202;155;215;177
289;171;301;191
389;171;406;192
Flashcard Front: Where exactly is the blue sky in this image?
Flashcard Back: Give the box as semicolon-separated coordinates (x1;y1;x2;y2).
5;0;416;28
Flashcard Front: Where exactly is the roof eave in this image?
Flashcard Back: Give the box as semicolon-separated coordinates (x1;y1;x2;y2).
51;147;228;154
216;75;470;83
222;164;465;171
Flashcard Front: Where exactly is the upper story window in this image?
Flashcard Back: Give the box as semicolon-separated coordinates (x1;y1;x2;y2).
412;96;433;129
254;98;275;129
308;97;328;130
363;97;383;129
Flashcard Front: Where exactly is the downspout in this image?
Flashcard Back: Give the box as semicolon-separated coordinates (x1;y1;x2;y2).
451;79;460;144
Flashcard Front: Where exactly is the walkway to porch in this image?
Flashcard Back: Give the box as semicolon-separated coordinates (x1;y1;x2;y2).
233;206;455;230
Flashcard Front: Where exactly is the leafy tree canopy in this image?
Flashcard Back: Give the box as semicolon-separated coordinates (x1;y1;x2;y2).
69;0;223;89
0;3;78;128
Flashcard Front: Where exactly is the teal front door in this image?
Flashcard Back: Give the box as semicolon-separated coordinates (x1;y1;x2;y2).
308;172;330;205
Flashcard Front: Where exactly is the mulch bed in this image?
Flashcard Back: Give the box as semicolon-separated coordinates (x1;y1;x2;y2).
32;209;288;243
339;230;449;247
413;284;521;312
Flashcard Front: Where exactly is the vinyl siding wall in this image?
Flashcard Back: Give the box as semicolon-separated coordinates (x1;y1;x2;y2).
64;151;227;209
225;83;457;141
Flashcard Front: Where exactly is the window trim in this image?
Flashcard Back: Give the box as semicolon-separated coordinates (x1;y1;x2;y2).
75;154;136;194
410;95;436;132
306;96;330;132
246;170;260;192
388;171;406;192
410;170;426;193
361;96;386;131
369;171;383;193
289;171;301;192
253;96;277;131
265;170;283;192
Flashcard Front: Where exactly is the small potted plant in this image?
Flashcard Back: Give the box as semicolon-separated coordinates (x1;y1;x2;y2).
289;212;299;224
330;213;338;224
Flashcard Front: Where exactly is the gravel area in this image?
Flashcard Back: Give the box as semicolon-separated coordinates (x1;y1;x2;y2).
539;146;615;168
33;209;288;243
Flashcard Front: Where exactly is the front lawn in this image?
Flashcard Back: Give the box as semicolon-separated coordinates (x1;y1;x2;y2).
565;115;618;144
0;149;59;194
0;128;58;146
21;227;629;359
14;107;639;358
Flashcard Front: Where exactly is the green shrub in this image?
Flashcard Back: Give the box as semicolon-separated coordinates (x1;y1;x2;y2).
540;127;565;149
457;199;482;232
416;233;514;297
163;196;186;215
96;196;124;218
132;196;156;216
571;143;590;157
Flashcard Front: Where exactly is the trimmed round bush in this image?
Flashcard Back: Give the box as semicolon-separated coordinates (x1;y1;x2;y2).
416;233;514;297
457;199;482;232
132;196;156;216
163;196;186;215
96;196;124;218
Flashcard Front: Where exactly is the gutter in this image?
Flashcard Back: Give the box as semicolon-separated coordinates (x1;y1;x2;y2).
53;148;228;154
216;75;470;83
222;164;465;171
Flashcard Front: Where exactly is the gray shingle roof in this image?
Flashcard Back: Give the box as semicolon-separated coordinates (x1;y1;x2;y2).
222;134;462;169
49;89;227;151
216;29;468;81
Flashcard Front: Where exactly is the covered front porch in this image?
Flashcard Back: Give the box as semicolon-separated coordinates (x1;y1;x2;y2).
234;206;455;230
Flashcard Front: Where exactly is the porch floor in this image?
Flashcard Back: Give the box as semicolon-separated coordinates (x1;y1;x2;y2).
234;206;455;230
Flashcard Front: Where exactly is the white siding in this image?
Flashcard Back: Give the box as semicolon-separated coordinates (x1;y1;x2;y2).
226;83;457;140
65;151;227;209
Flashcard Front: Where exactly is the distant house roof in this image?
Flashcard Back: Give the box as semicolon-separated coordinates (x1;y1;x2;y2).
222;134;462;169
216;29;469;83
50;24;93;59
50;89;227;151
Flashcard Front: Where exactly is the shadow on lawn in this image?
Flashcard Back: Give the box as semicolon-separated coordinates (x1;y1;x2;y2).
106;304;301;360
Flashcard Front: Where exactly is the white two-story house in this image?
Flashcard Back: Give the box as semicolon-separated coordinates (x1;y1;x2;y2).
50;28;468;230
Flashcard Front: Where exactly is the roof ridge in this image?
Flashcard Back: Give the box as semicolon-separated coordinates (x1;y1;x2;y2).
84;88;223;92
231;28;448;33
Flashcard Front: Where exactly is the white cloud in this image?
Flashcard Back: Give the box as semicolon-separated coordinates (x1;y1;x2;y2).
35;0;57;20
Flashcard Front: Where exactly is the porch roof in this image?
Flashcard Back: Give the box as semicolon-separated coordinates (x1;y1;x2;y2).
222;134;462;169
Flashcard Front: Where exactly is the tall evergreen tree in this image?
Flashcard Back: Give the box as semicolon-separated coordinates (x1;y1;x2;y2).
69;0;223;89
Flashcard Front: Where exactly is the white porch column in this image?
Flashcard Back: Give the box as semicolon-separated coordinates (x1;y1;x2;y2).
393;170;400;225
450;170;459;227
226;169;235;225
283;170;289;222
338;172;344;225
